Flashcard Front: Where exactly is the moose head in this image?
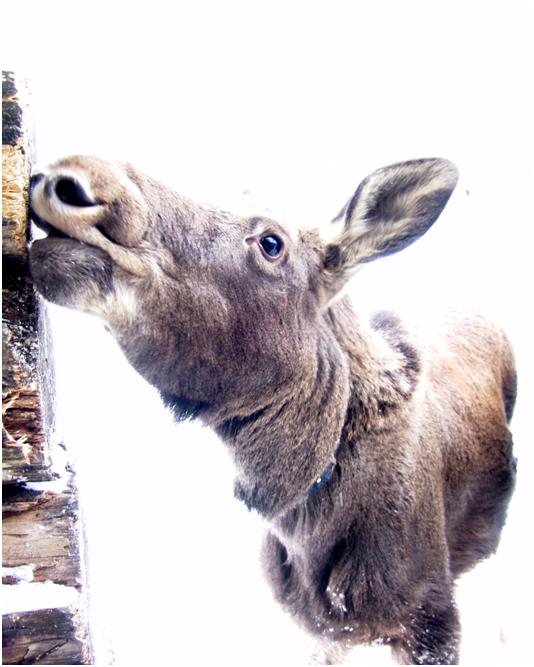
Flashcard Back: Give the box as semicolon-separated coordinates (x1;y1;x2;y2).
30;156;457;517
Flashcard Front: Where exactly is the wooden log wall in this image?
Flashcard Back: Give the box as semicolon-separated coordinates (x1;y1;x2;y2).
2;71;93;665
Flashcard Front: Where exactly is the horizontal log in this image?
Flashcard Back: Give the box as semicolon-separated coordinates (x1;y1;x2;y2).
2;267;40;395
2;608;90;665
2;484;57;516
3;481;82;588
2;389;56;484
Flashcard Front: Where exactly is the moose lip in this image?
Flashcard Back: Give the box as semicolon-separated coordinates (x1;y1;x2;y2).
29;206;70;240
29;207;106;262
29;204;147;277
29;206;110;250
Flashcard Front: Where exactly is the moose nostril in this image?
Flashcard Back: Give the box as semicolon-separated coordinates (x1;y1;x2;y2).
54;177;98;207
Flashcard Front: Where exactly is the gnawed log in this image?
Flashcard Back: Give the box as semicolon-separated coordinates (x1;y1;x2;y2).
2;70;55;484
2;70;34;266
2;71;92;665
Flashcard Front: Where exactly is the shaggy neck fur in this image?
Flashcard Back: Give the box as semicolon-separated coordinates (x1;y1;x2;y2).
162;296;420;521
256;302;426;650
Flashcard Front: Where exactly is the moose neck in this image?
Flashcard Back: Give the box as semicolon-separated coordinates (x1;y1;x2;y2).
207;318;350;519
228;298;422;519
158;295;420;520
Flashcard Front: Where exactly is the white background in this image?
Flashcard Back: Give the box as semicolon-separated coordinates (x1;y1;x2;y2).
4;2;533;664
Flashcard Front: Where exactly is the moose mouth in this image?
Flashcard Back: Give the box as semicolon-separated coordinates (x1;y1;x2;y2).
28;173;146;277
30;206;72;242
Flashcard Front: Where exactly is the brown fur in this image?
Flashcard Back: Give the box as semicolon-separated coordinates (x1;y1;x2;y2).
29;156;516;664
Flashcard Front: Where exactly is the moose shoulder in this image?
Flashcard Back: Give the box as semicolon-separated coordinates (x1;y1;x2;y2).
29;157;516;665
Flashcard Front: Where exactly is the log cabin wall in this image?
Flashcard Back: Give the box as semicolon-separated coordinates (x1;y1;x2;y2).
2;70;93;665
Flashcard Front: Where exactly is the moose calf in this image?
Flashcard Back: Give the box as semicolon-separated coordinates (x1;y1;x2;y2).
29;156;516;664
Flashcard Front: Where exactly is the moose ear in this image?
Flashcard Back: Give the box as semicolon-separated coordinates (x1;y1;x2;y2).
321;158;459;297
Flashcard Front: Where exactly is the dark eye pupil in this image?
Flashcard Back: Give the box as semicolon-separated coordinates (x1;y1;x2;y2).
260;235;282;257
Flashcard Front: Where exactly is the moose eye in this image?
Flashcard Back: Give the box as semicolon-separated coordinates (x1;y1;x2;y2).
260;234;283;258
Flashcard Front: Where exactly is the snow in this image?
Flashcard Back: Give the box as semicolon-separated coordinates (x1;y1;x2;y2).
2;581;79;615
2;565;35;584
24;477;69;494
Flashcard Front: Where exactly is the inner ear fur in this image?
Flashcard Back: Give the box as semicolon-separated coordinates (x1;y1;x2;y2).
322;158;459;296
